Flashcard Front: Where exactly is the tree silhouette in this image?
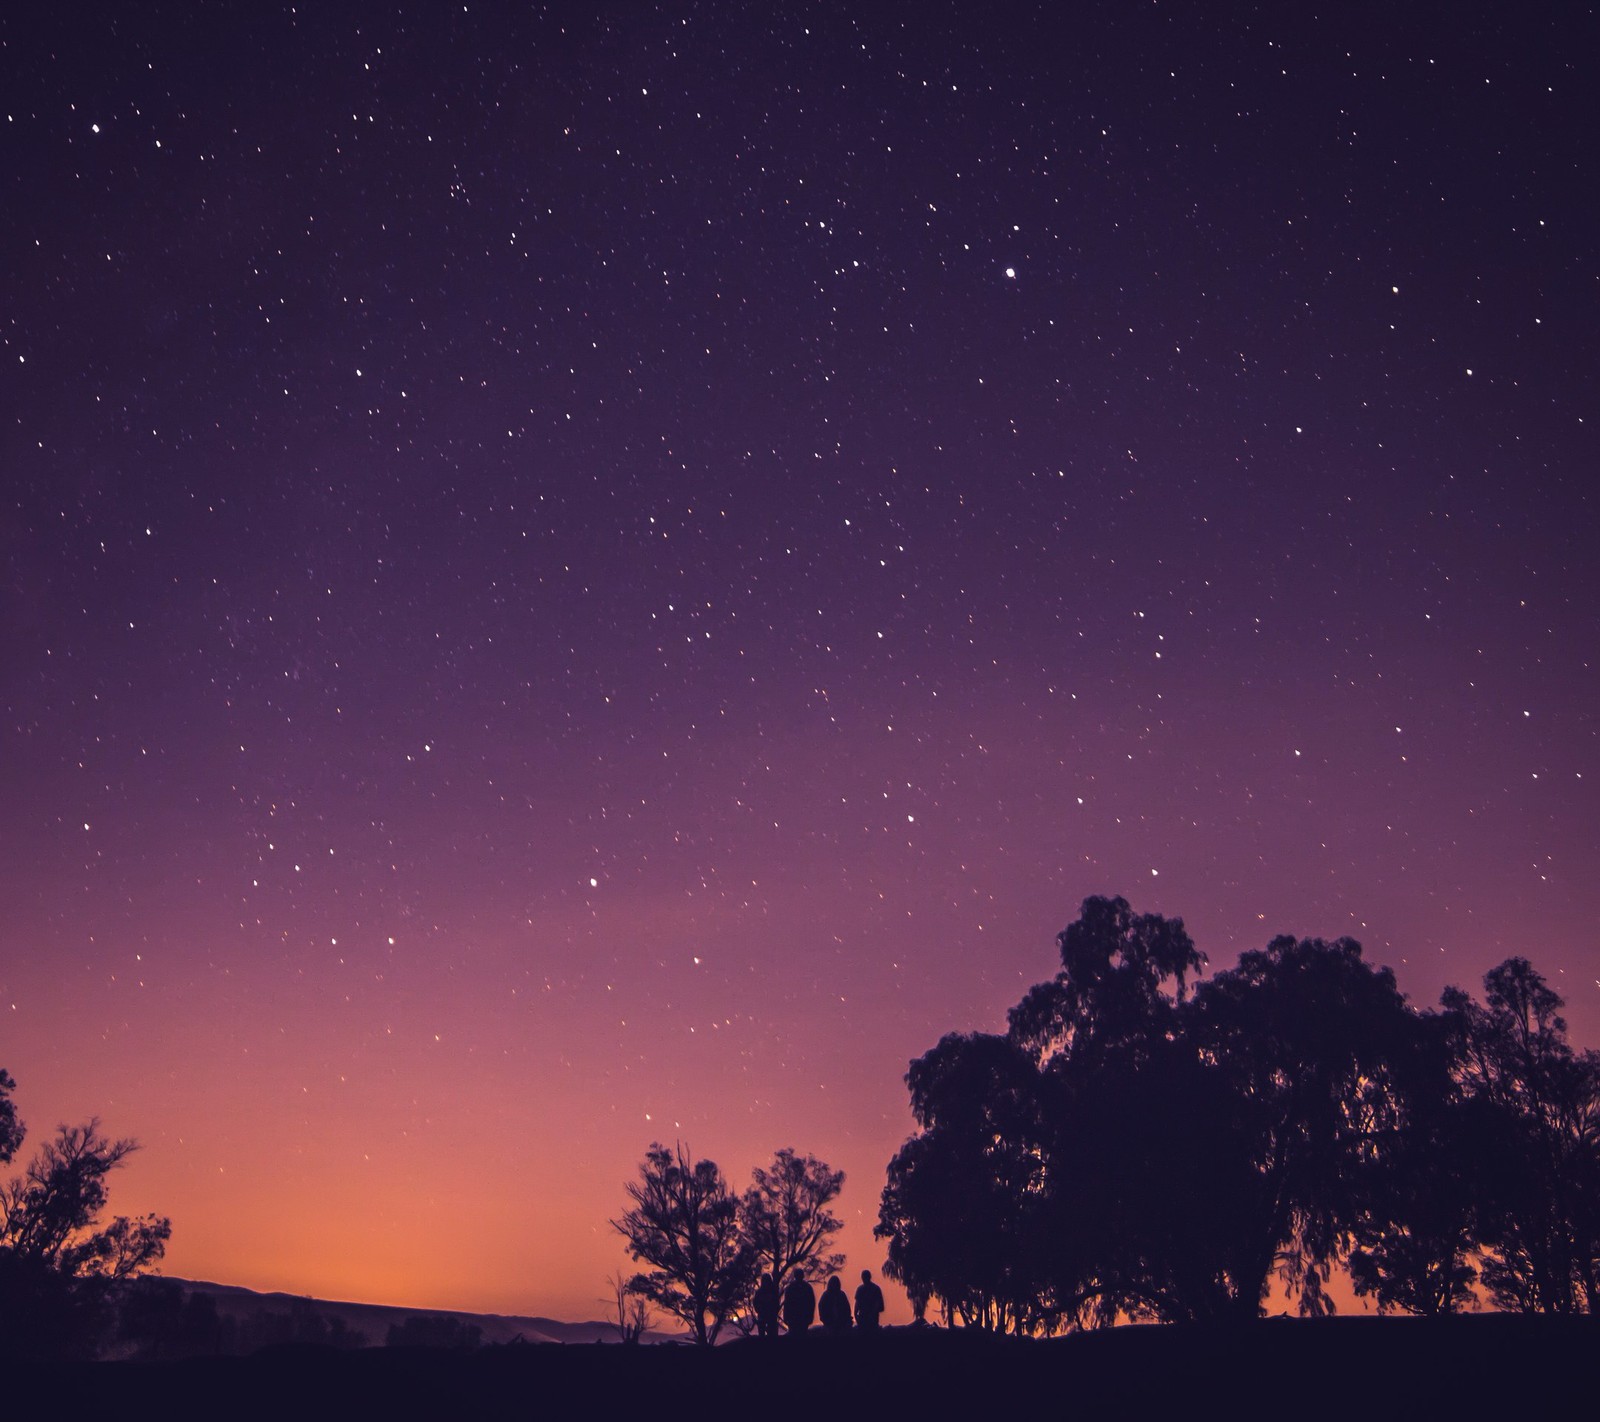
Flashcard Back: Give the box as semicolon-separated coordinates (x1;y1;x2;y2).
612;1143;756;1344
115;1276;233;1360
114;1275;186;1359
0;1070;20;1165
1189;934;1426;1317
605;1268;652;1343
879;900;1493;1330
1;1121;170;1282
1032;1029;1256;1327
741;1148;845;1289
1348;1008;1481;1315
385;1313;482;1349
1442;958;1600;1312
1002;897;1228;1327
239;1296;365;1352
1008;895;1204;1067
0;1071;171;1360
876;1032;1049;1332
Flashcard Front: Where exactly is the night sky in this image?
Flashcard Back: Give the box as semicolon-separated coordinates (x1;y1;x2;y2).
3;3;1595;1323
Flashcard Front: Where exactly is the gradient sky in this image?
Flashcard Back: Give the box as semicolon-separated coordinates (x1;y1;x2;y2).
2;3;1595;1324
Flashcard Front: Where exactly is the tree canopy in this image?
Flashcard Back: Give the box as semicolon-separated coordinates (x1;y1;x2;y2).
1008;895;1204;1066
611;1143;756;1345
0;1069;171;1360
612;1142;851;1341
877;1032;1048;1332
1441;959;1600;1313
0;1070;20;1166
877;895;1600;1331
741;1148;845;1288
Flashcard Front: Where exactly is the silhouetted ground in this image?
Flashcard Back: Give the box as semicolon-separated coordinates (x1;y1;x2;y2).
31;1315;1597;1421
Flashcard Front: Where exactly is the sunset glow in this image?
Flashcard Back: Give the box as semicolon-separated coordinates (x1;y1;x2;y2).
3;4;1593;1324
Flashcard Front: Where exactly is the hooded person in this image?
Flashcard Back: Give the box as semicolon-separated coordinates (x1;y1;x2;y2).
818;1275;852;1334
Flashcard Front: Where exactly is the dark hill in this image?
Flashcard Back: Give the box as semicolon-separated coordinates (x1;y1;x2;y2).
168;1276;646;1346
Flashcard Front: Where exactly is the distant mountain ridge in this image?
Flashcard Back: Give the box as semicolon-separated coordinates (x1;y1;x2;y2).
167;1276;672;1347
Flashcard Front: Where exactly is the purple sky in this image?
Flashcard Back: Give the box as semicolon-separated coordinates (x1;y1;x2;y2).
2;2;1594;1321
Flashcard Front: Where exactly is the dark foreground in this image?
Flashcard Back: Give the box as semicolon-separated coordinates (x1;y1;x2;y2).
30;1315;1597;1421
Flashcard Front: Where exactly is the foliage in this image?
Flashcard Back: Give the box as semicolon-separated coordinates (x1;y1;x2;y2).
1442;959;1600;1313
116;1277;234;1360
0;1071;172;1360
741;1148;845;1288
1;1120;171;1283
1008;895;1204;1066
1033;1033;1254;1327
876;1032;1049;1332
879;899;1217;1333
1188;934;1427;1317
877;898;1600;1331
236;1296;365;1352
1002;897;1232;1328
1347;1011;1481;1315
386;1313;482;1349
0;1070;20;1166
611;1143;757;1344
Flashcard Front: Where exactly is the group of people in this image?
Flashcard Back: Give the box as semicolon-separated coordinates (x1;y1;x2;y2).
750;1269;886;1338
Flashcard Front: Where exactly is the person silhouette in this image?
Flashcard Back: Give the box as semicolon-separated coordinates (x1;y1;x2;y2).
854;1269;885;1330
782;1273;816;1334
753;1273;781;1339
818;1274;853;1334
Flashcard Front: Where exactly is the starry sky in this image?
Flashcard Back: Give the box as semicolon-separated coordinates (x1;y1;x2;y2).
2;2;1595;1324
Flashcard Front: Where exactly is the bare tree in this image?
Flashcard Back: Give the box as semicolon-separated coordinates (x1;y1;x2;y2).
611;1143;756;1344
605;1269;652;1344
741;1148;846;1287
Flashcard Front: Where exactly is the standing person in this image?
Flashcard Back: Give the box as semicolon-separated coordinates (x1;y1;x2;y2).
782;1273;816;1334
854;1269;885;1330
753;1274;781;1339
818;1275;852;1334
